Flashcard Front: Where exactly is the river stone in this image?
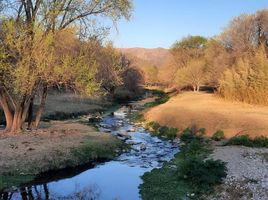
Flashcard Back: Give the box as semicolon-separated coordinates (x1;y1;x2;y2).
128;128;136;132
140;144;147;151
173;138;181;144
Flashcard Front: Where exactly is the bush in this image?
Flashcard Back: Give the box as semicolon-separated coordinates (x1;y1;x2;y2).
180;139;211;158
131;113;145;122
143;96;170;108
146;122;178;139
146;121;161;133
167;127;178;139
226;135;268;148
158;126;169;136
180;128;194;143
151;89;166;97
212;130;225;141
143;90;170;109
177;156;227;194
177;138;226;194
140;129;227;200
158;126;178;139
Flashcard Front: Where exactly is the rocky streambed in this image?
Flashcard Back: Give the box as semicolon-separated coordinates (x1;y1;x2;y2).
1;105;179;200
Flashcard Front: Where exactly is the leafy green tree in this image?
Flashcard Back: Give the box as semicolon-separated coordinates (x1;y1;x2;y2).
0;0;133;133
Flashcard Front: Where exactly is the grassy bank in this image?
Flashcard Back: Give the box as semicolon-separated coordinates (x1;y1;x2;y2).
0;122;125;191
140;129;227;200
0;92;114;125
145;92;268;138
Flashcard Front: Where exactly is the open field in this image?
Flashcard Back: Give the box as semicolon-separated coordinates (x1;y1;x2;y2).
145;92;268;138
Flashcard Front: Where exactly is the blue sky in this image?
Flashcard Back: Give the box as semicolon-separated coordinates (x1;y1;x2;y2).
107;0;268;48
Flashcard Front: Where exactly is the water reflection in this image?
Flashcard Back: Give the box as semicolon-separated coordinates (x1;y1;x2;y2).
1;184;101;200
1;106;179;200
1;184;49;200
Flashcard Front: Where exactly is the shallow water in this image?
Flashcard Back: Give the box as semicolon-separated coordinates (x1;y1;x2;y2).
2;107;179;200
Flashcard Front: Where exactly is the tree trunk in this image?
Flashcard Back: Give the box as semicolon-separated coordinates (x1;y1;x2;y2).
197;85;200;92
0;95;13;132
43;184;49;200
10;97;32;133
11;108;23;133
33;85;48;129
193;85;196;92
27;97;34;130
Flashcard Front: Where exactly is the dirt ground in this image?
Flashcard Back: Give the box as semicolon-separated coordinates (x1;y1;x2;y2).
145;92;268;138
0;121;123;189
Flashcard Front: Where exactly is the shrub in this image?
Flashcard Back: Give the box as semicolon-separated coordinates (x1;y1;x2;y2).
158;126;169;136
131;113;145;122
143;96;170;108
198;128;206;136
158;126;178;139
212;130;225;141
177;138;226;194
143;90;170;109
179;138;212;159
167;127;178;139
177;156;227;194
145;122;178;139
146;121;161;133
140;128;227;199
180;128;194;143
151;89;166;97
226;135;268;148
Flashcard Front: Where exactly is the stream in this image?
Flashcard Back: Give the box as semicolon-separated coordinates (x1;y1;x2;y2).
2;105;179;200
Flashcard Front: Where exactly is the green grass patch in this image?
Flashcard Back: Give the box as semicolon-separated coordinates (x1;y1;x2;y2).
143;89;170;109
128;113;145;123
144;96;170;108
140;129;227;200
180;128;206;143
0;173;34;191
212;130;225;141
225;135;268;148
145;121;178;139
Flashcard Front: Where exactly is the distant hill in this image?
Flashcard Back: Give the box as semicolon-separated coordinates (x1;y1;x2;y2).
119;47;172;68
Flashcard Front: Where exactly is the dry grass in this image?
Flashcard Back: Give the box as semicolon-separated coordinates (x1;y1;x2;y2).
0;92;111;123
0;121;121;174
0;121;124;189
145;92;268;138
41;93;111;119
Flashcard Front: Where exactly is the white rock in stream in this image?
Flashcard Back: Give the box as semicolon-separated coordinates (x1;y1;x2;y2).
128;128;136;132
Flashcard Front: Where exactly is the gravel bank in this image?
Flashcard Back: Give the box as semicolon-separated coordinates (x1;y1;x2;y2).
209;146;268;200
